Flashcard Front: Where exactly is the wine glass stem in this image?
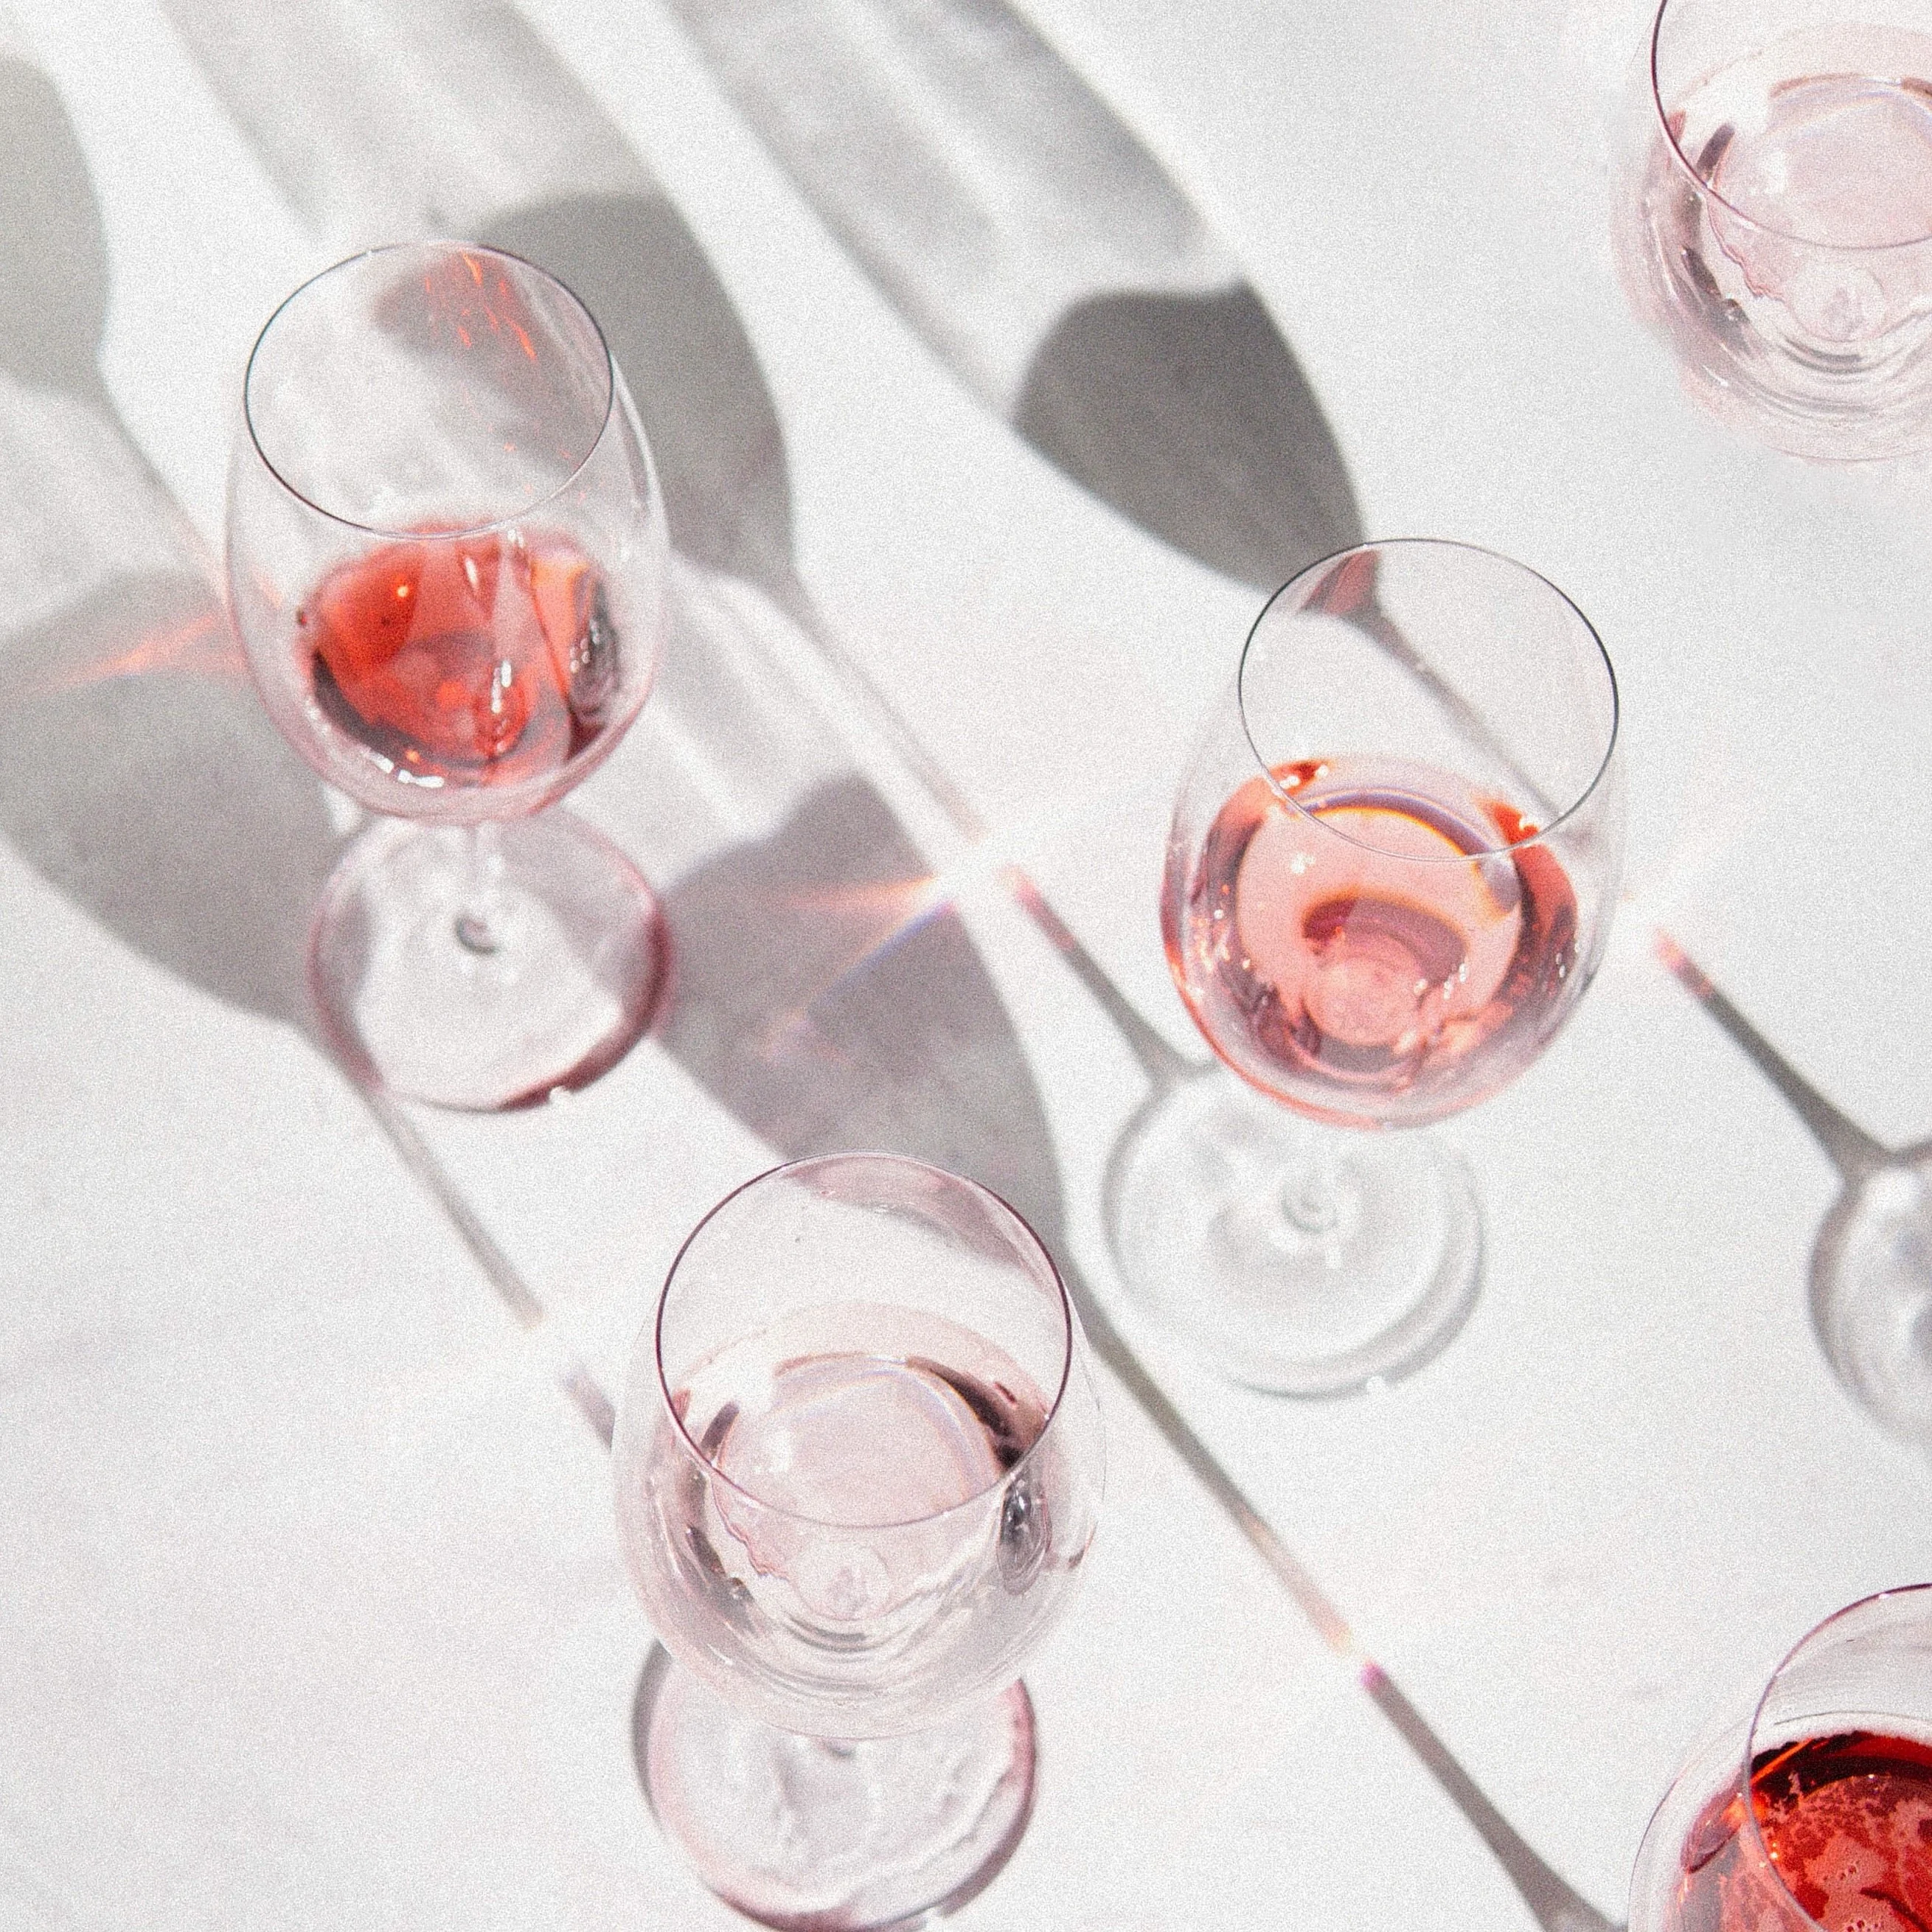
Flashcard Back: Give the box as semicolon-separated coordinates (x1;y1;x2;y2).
1281;1142;1342;1240
456;821;507;956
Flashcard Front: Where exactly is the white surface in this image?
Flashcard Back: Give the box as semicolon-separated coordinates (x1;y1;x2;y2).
4;0;1931;1928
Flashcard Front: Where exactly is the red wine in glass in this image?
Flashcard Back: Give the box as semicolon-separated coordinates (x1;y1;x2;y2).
304;529;619;790
1633;1591;1932;1932
1165;754;1580;1128
1112;539;1620;1395
1672;1731;1932;1932
229;243;672;1109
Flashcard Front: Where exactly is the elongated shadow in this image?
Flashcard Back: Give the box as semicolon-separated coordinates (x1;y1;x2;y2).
0;581;341;1028
482;195;793;594
658;774;1056;1220
0;49;343;1028
663;0;1363;591
1656;934;1932;1451
1013;282;1362;588
0;56;108;409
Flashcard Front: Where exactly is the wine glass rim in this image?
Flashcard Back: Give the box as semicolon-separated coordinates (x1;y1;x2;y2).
1649;0;1932;254
1235;537;1621;865
1738;1580;1932;1917
240;239;619;541
650;1151;1080;1532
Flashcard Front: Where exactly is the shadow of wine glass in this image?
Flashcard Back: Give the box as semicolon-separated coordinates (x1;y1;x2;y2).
483;193;794;597
656;0;1367;594
0;52;110;411
656;772;1058;1222
0;47;346;1035
470;192;1102;1262
0;580;343;1032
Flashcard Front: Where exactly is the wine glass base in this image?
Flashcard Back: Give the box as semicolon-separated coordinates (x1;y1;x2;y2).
308;811;667;1111
632;1651;1036;1932
1618;138;1932;464
1811;1155;1932;1446
1105;1065;1481;1396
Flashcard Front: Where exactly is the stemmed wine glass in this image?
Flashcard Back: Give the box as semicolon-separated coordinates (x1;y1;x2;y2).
1657;937;1932;1446
1629;1583;1932;1932
1109;539;1623;1394
227;242;672;1110
613;1153;1103;1931
1616;0;1932;459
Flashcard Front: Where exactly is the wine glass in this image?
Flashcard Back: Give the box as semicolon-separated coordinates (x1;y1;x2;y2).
613;1153;1104;1931
1108;540;1623;1395
1655;937;1932;1446
1630;1584;1932;1932
227;242;672;1110
1616;0;1932;459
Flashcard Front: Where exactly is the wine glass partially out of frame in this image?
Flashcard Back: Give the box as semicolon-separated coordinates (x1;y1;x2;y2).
1616;0;1932;459
1109;540;1624;1395
1656;936;1932;1447
1629;1583;1932;1932
613;1153;1104;1931
227;242;672;1110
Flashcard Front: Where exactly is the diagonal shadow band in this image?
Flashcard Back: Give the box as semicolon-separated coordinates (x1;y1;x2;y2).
661;0;1365;593
481;194;793;594
0;55;110;411
0;574;340;1029
0;41;338;1033
657;774;1060;1220
1013;282;1363;591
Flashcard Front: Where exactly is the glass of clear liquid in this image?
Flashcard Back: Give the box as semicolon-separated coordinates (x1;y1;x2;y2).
613;1153;1105;1931
1617;0;1932;458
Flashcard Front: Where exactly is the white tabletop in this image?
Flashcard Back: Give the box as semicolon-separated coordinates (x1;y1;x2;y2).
4;1;1930;1928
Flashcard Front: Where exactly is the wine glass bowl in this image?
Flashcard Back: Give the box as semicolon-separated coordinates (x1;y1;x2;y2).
1616;0;1932;459
1629;1585;1932;1932
1111;540;1623;1394
1163;549;1619;1130
614;1153;1103;1928
227;242;672;1108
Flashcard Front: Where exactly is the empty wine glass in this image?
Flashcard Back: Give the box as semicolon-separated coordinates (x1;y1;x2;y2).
227;242;672;1109
613;1153;1103;1930
1616;0;1932;459
1108;540;1623;1394
1630;1583;1932;1932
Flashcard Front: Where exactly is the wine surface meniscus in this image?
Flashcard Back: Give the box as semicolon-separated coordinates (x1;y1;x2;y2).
1675;1729;1932;1932
302;529;618;790
1167;754;1578;1126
